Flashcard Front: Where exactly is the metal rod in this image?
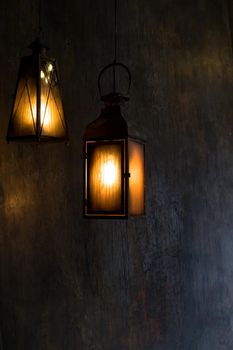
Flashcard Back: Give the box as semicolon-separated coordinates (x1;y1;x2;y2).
113;64;116;92
113;0;117;92
0;328;3;350
227;0;233;57
114;0;117;62
38;0;42;37
36;54;41;142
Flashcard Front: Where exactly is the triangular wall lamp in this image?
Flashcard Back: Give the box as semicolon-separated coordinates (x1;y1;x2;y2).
6;1;68;143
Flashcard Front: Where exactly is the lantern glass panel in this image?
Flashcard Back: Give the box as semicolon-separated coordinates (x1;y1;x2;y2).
40;58;66;137
8;57;37;138
86;140;125;215
7;43;68;143
128;140;145;215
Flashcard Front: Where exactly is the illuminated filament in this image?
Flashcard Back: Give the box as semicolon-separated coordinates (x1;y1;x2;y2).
47;63;53;72
40;63;53;84
101;160;117;186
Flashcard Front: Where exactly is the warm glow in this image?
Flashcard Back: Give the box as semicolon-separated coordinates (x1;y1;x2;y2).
47;63;53;72
101;159;117;186
41;67;52;84
11;89;65;138
31;97;61;135
129;140;145;215
21;98;51;131
26;62;65;136
7;55;67;140
40;99;52;131
87;142;123;213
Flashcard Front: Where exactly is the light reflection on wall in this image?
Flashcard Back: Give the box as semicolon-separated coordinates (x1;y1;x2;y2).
4;191;33;218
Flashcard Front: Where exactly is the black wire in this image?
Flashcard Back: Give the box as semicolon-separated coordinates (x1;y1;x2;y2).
38;0;42;37
113;0;117;92
114;0;117;62
227;0;233;57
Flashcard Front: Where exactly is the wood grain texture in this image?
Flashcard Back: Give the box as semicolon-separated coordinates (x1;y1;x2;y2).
0;0;232;349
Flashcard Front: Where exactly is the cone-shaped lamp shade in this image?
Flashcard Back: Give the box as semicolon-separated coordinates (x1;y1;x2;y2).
84;102;145;218
7;38;68;143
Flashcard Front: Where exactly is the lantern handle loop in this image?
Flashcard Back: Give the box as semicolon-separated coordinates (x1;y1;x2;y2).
98;61;131;98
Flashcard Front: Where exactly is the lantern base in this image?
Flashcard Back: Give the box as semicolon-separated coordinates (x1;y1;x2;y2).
7;135;68;144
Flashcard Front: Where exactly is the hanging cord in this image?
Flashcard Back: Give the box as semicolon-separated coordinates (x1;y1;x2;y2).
114;0;117;62
113;0;117;92
98;0;131;99
0;328;3;350
38;0;42;37
227;0;233;58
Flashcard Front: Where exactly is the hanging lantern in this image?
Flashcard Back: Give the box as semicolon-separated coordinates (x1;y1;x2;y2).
83;62;145;218
6;38;68;143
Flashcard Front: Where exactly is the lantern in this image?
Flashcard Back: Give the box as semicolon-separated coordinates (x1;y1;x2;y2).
83;62;145;218
6;38;68;143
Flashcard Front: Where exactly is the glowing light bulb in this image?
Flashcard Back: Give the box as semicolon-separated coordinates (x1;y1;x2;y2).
45;77;48;84
40;70;45;79
101;160;117;186
48;63;53;72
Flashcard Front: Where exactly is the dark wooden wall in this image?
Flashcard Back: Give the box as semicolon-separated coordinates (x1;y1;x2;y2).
0;0;232;349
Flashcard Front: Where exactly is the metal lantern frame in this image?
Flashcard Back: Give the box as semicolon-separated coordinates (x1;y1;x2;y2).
83;62;145;219
6;38;69;143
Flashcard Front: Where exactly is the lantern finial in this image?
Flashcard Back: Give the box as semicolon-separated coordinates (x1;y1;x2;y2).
28;37;49;55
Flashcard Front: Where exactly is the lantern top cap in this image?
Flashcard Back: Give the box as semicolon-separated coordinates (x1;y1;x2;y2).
28;37;50;55
101;92;129;105
84;104;128;141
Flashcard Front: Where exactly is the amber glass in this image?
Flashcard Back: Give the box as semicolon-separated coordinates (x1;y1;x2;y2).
8;56;37;137
128;140;145;215
86;141;124;215
40;58;66;137
7;55;67;141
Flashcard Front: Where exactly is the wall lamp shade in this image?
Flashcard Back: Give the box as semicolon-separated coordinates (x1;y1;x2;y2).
6;38;68;143
84;64;145;218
